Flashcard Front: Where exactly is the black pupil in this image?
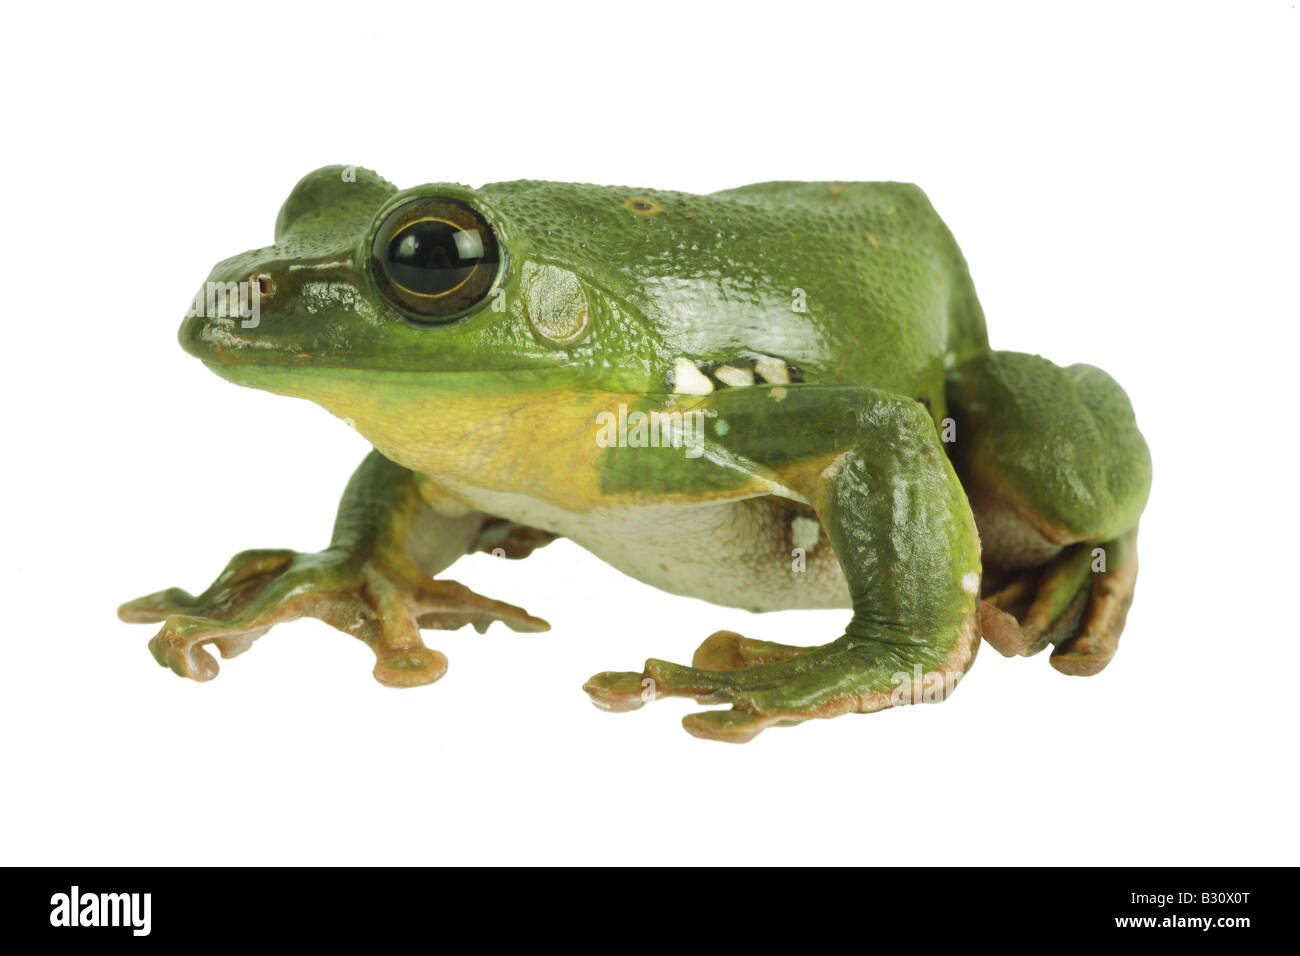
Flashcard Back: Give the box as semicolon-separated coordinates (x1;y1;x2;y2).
385;219;486;297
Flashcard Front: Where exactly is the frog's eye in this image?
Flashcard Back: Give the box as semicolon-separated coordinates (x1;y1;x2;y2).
369;197;502;322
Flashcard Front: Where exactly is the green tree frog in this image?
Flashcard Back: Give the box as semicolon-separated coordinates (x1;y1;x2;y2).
120;167;1151;742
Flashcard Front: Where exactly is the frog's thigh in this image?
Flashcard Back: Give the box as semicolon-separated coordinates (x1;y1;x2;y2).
945;351;1152;672
946;351;1151;565
586;385;982;742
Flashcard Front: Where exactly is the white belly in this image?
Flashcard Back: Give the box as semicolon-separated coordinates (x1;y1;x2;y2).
437;480;851;612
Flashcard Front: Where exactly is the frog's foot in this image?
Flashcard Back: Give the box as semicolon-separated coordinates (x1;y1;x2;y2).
980;529;1137;676
585;622;979;743
118;548;548;687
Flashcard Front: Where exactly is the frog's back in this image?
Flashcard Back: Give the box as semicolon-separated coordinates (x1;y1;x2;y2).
711;181;989;374
481;179;988;405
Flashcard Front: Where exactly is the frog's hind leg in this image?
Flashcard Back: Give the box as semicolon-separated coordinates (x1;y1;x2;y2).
584;385;982;742
945;351;1151;675
469;518;558;560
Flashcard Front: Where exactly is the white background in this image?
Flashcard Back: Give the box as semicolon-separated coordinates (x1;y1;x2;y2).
1;1;1296;866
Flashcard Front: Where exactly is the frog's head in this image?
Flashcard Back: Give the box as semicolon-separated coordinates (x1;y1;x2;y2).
179;167;673;472
180;166;657;382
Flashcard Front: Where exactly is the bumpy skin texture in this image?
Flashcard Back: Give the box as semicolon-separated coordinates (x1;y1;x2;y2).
120;167;1151;741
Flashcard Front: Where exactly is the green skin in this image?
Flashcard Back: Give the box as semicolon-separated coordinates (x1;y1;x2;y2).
120;166;1151;742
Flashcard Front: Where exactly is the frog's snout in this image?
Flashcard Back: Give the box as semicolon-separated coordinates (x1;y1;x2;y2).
178;250;356;365
178;267;277;364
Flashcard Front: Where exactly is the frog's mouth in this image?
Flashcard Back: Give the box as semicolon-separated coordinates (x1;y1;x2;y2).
202;359;583;399
193;328;615;436
179;308;291;367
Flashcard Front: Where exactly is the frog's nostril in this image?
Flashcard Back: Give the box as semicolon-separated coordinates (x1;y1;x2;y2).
253;273;275;297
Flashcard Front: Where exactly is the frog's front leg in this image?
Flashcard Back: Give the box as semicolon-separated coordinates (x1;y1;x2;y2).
584;386;982;742
945;352;1151;675
118;450;549;686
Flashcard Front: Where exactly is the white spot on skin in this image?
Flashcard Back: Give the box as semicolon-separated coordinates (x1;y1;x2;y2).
714;365;754;388
961;572;980;595
791;515;821;552
754;357;791;385
672;360;714;395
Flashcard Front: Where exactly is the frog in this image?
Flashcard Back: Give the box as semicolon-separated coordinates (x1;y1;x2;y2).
119;166;1152;742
